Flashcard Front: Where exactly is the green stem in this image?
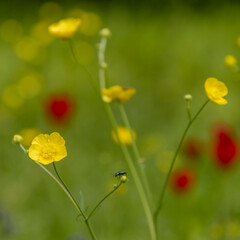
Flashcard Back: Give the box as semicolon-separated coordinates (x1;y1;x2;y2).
98;37;108;89
52;162;97;240
186;102;192;121
87;182;122;220
98;34;157;240
154;99;209;223
118;103;154;208
104;103;157;240
68;39;98;93
18;143;97;240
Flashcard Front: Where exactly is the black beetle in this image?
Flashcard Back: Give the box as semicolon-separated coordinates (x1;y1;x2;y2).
115;171;127;177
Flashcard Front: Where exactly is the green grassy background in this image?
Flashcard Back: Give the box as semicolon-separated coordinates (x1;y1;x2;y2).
1;1;240;240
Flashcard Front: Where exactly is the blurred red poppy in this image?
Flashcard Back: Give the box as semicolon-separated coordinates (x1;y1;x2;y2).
212;124;238;168
170;168;195;193
45;93;75;124
183;137;202;159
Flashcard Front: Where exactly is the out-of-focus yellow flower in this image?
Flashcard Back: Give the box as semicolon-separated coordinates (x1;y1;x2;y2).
67;8;102;36
204;78;228;105
79;12;102;36
224;55;237;68
28;132;67;165
227;221;240;237
112;126;136;145
210;223;225;239
31;21;53;46
237;37;240;47
102;85;136;103
48;18;81;39
19;128;41;148
2;84;24;108
14;37;42;62
18;72;42;98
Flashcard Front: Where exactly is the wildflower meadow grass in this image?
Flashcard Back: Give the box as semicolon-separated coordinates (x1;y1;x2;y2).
1;1;240;240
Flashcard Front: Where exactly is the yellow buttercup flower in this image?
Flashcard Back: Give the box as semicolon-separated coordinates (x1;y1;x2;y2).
112;126;136;145
102;85;136;103
48;18;81;39
204;77;228;105
28;132;67;165
224;55;237;68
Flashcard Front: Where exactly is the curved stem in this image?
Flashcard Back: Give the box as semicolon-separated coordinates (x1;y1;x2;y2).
52;162;97;240
87;182;122;220
118;103;154;208
52;162;84;216
154;99;209;223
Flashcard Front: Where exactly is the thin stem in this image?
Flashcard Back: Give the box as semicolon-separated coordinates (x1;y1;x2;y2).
68;39;98;93
18;142;97;240
118;103;154;208
98;37;108;89
154;99;209;222
87;182;122;220
98;34;157;240
104;103;157;240
52;162;84;216
52;162;97;240
186;102;192;121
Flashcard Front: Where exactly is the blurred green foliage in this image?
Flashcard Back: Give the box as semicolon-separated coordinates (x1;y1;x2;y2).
1;1;240;240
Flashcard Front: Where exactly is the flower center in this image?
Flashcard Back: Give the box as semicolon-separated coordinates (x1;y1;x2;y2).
40;145;57;160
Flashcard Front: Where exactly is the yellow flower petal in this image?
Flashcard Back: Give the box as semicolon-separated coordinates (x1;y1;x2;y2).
112;126;136;145
28;144;42;160
49;132;65;145
102;85;136;103
204;78;228;105
28;132;67;165
32;133;49;145
48;18;81;39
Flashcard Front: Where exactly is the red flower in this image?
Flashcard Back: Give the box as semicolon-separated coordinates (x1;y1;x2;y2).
45;93;75;124
212;124;238;168
170;168;195;193
183;137;202;159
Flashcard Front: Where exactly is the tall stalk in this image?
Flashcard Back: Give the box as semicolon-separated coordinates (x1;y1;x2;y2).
98;31;157;240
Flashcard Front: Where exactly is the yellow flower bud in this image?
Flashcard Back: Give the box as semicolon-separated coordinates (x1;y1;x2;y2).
13;134;23;144
120;175;128;183
184;94;192;101
224;55;237;68
99;28;111;38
